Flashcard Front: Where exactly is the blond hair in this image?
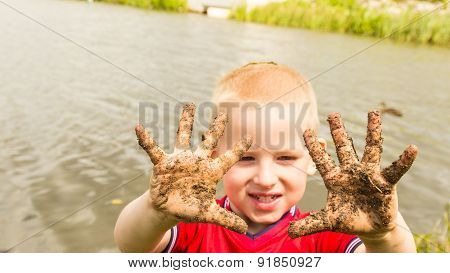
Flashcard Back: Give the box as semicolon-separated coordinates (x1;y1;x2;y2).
212;62;319;131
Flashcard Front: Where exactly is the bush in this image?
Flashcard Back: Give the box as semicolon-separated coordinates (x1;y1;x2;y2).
96;0;187;12
414;203;450;253
230;0;450;46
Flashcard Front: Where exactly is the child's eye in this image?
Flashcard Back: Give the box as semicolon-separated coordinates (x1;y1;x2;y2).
240;156;255;161
277;156;297;161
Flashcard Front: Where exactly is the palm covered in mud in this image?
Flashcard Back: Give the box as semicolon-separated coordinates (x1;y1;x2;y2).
135;103;252;233
289;111;418;238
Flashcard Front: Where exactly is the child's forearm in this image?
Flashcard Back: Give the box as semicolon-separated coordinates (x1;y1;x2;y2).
358;212;416;253
114;190;178;253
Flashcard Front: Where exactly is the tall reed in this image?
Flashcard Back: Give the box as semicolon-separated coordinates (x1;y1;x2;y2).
414;203;450;253
230;0;450;46
95;0;187;12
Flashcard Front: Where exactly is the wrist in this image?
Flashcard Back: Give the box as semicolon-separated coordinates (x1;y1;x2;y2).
358;225;416;253
142;191;179;230
358;227;395;244
148;201;180;229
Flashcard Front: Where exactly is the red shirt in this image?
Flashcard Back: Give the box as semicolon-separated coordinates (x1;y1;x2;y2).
164;196;362;253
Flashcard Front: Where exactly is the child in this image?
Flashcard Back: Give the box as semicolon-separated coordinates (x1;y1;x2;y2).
114;62;418;253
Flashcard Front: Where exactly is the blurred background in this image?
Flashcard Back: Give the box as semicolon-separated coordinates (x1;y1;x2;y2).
0;0;449;252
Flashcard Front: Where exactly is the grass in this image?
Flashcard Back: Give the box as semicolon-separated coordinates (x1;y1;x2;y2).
94;0;187;12
230;0;450;47
414;203;450;252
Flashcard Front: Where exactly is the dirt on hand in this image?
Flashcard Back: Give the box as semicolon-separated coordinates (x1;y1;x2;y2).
288;111;418;238
135;103;253;233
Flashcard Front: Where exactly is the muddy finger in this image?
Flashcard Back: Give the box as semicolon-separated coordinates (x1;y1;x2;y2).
175;103;196;151
288;209;331;238
381;145;418;184
327;112;359;166
135;124;166;165
362;111;383;166
303;129;338;178
202;203;248;233
195;112;227;158
212;135;253;178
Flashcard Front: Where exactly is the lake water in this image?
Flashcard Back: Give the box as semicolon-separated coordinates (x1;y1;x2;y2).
0;0;449;252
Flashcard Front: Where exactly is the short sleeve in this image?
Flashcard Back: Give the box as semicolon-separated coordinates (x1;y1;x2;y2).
315;231;362;253
165;222;200;253
164;198;226;253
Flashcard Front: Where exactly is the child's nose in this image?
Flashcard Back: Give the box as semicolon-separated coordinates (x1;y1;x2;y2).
253;165;278;188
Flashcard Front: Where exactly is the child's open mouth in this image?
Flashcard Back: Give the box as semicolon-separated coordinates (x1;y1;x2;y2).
248;193;282;210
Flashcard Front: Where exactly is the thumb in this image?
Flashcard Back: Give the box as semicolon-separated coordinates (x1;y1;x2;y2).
201;203;248;234
288;209;331;238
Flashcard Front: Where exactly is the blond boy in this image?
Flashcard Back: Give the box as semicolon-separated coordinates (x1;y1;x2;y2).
114;62;417;252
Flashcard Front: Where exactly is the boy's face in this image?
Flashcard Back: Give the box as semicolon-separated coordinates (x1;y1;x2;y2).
215;106;315;231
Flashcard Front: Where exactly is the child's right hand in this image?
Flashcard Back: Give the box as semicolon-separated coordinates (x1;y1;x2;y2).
135;103;252;233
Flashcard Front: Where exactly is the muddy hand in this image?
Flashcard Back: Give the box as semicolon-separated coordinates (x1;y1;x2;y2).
288;111;418;238
135;103;252;233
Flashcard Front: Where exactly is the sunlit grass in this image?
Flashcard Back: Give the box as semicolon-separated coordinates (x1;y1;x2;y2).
230;0;450;46
414;203;450;252
95;0;187;12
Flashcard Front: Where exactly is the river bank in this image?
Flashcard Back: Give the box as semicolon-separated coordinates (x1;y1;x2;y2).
91;0;449;46
94;0;188;11
231;0;450;46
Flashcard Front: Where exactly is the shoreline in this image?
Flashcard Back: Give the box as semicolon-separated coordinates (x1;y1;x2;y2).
231;0;450;47
90;0;449;47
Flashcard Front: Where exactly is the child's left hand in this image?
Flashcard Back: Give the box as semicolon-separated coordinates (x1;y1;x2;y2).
288;111;418;238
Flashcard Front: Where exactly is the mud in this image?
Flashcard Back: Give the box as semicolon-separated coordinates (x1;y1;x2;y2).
136;103;252;233
289;111;418;238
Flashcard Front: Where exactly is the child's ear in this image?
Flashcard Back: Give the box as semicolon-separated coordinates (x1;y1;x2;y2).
306;137;327;175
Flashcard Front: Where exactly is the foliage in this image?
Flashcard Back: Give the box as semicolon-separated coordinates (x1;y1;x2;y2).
414;203;450;253
230;0;450;46
96;0;187;12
